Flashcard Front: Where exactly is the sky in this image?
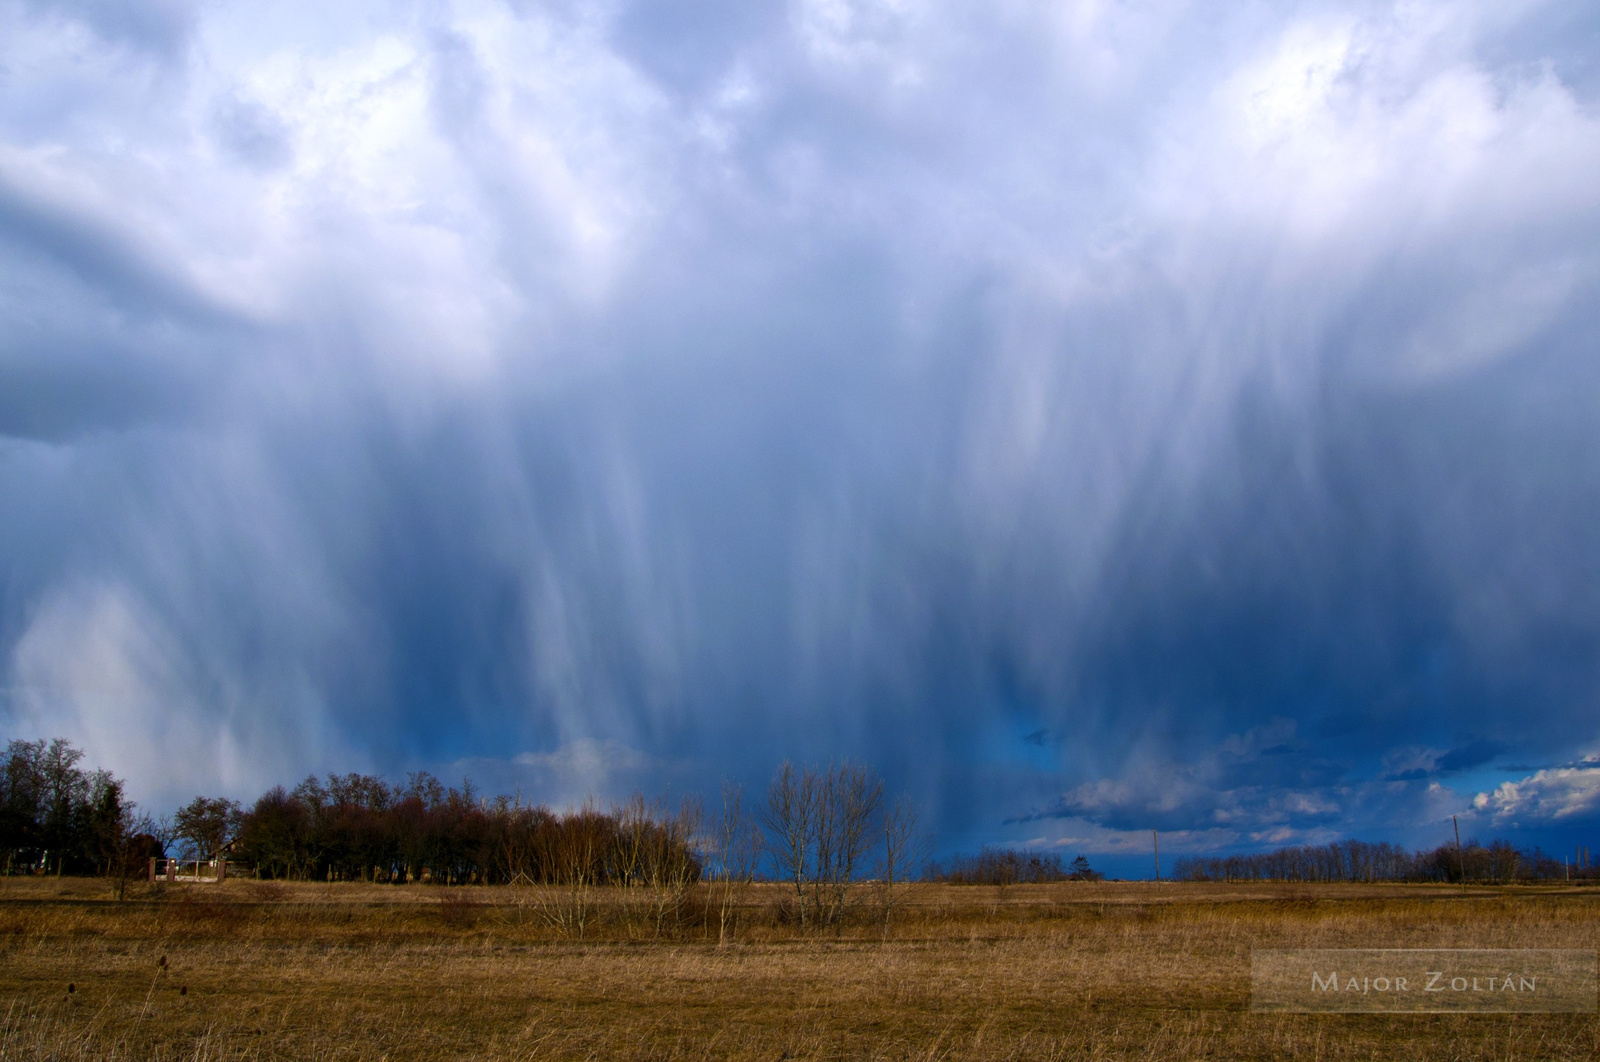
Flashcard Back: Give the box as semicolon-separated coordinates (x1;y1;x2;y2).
3;0;1600;874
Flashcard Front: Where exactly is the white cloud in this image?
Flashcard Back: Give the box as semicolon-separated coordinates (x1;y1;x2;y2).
1474;766;1600;825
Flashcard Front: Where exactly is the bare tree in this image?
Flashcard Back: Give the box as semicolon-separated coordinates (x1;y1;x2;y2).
613;793;657;932
811;767;840;927
148;814;177;862
85;774;147;900
822;763;883;930
760;762;818;929
761;761;888;932
876;794;926;938
174;796;242;865
613;794;652;886
535;799;602;937
709;782;761;945
645;795;701;938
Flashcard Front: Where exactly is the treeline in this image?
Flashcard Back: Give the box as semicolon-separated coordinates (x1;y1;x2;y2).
1;740;926;929
1173;837;1596;884
928;847;1101;885
1;739;151;878
231;775;703;888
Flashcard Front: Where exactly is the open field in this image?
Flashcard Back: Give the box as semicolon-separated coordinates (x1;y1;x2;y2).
3;878;1598;1060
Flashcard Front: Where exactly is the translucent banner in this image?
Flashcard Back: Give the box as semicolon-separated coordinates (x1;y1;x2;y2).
1251;949;1597;1013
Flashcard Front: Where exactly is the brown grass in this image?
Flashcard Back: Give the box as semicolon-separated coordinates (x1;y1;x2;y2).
2;877;1597;1060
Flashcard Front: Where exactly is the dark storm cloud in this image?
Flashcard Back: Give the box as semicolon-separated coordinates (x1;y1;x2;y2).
2;0;1599;860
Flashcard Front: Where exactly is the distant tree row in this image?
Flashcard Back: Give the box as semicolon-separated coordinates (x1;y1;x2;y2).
0;739;929;933
927;847;1101;885
1172;837;1592;884
226;773;706;889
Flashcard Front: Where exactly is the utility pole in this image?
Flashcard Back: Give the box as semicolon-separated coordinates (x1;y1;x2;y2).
1153;829;1161;884
1453;816;1466;892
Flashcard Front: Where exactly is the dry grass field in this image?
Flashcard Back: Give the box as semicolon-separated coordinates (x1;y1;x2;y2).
2;877;1597;1060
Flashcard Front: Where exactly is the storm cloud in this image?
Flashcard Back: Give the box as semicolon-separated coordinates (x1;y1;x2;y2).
3;0;1600;863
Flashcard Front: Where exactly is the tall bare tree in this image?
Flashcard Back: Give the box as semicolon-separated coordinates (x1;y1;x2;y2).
538;799;602;937
645;796;702;938
174;796;242;865
613;793;653;887
709;782;761;945
821;763;883;930
761;761;889;932
612;793;657;931
876;794;925;938
760;762;818;928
